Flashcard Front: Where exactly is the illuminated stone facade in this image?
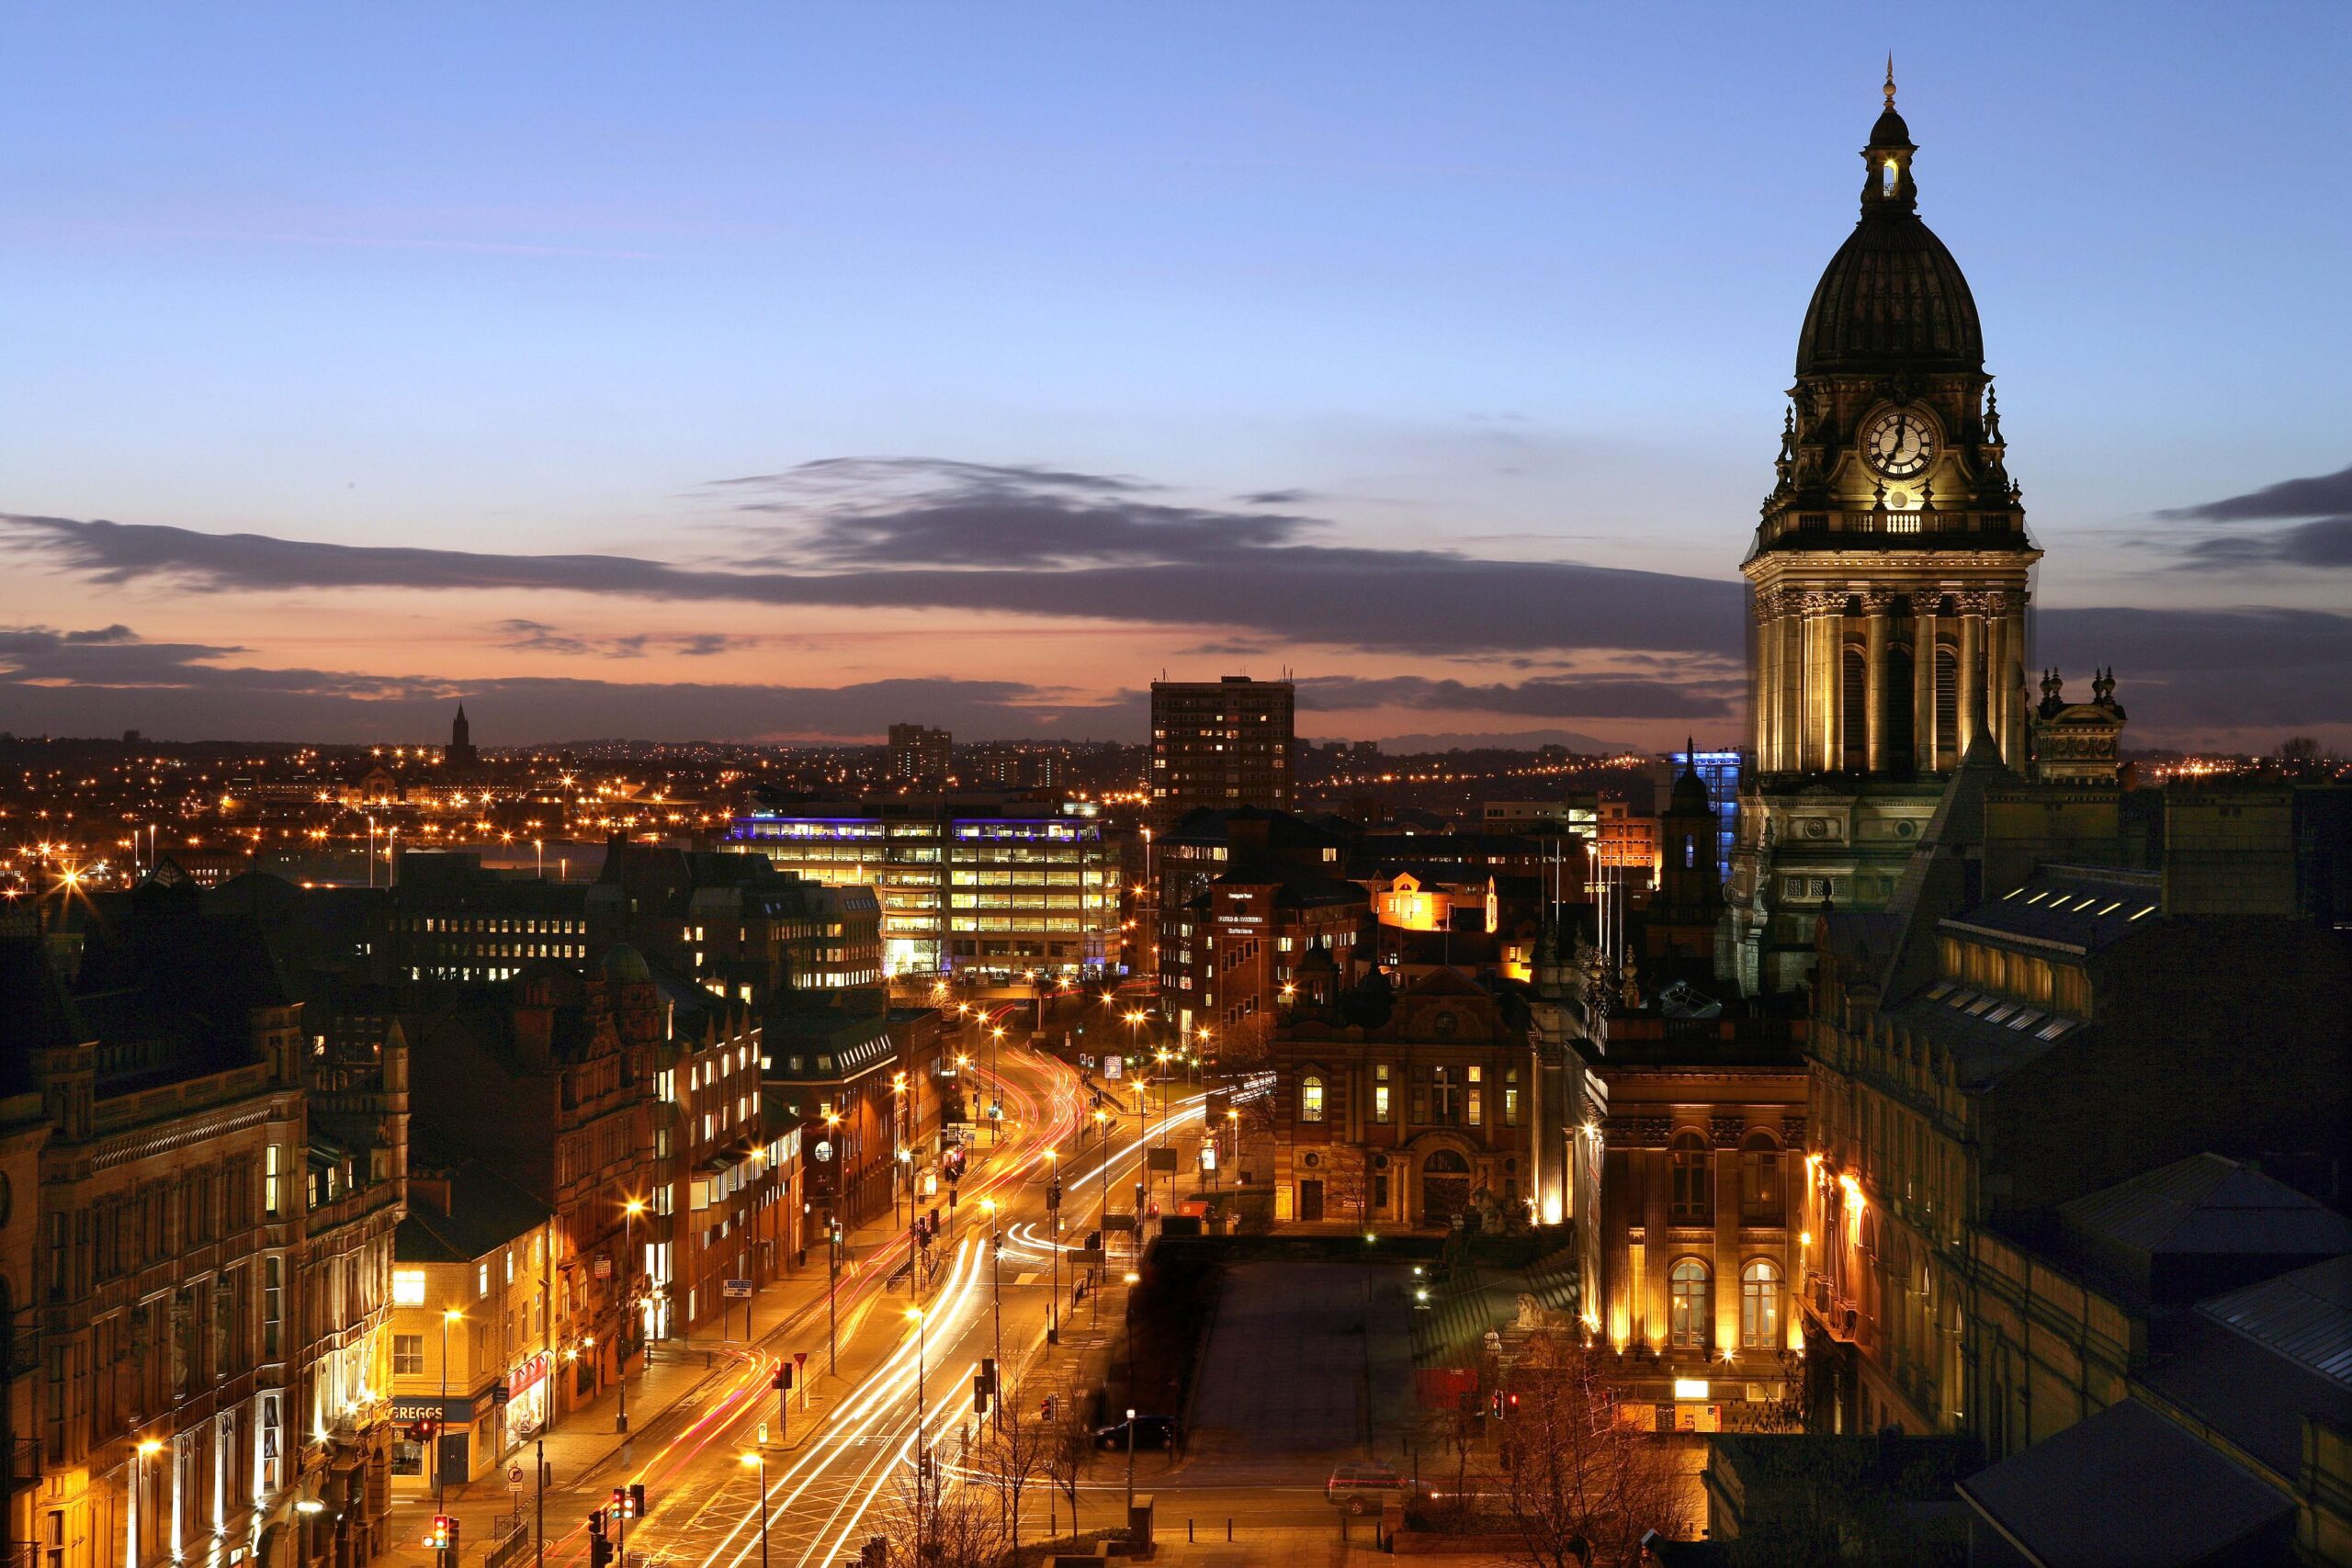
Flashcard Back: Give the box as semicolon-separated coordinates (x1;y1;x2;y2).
1724;74;2041;997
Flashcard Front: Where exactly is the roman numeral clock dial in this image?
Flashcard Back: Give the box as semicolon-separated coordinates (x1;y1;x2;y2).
1864;408;1936;479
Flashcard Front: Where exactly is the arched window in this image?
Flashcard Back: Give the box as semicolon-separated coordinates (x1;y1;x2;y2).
1741;1259;1781;1348
1669;1259;1712;1349
1741;1131;1782;1224
1298;1073;1325;1123
1669;1132;1711;1223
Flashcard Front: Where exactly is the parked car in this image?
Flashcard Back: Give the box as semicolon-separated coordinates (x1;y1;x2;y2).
1093;1415;1181;1451
1326;1462;1412;1514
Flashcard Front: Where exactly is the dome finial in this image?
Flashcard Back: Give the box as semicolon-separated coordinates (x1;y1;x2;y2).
1884;54;1896;113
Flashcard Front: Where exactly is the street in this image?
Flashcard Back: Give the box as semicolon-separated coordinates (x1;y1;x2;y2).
386;1039;1333;1568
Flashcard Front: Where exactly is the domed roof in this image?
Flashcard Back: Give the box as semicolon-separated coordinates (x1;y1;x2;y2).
1796;209;1983;376
601;942;651;984
1796;73;1983;377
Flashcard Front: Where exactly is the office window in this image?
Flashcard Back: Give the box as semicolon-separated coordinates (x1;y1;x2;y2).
1299;1074;1325;1123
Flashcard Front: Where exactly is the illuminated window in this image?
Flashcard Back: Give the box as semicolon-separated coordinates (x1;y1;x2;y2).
1741;1259;1781;1348
1740;1132;1782;1224
1669;1259;1711;1349
1670;1132;1712;1223
1299;1074;1325;1123
392;1270;427;1306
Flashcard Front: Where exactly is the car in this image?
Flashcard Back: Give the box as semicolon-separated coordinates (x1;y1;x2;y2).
1093;1415;1181;1451
1326;1462;1411;1515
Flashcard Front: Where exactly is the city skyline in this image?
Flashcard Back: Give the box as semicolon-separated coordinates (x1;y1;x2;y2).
4;5;2348;750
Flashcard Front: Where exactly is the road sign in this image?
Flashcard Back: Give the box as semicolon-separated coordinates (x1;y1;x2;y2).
510;1465;524;1484
1147;1147;1178;1172
794;1351;808;1367
723;1279;752;1299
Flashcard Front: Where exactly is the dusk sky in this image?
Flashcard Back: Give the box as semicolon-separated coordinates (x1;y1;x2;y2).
3;3;2347;750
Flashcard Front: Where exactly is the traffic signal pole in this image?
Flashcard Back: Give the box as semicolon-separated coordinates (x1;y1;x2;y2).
535;1438;545;1568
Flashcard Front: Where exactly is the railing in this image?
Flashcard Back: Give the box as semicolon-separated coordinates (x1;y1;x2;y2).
6;1437;40;1486
1761;509;2023;547
482;1517;530;1568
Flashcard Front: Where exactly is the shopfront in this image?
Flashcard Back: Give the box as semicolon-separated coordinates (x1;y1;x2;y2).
503;1353;551;1449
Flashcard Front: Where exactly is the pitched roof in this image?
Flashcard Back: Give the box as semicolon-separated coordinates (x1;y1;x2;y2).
396;1164;553;1264
1956;1399;2292;1568
2197;1252;2352;1389
1946;865;2162;955
2060;1154;2352;1263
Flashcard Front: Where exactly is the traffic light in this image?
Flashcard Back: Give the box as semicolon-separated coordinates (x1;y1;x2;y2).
972;1373;990;1416
1039;1395;1056;1421
628;1483;647;1520
427;1516;452;1551
773;1364;793;1392
610;1487;628;1524
446;1519;461;1558
590;1535;615;1568
586;1512;605;1540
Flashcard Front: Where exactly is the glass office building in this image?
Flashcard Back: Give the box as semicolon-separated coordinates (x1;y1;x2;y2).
729;795;1113;978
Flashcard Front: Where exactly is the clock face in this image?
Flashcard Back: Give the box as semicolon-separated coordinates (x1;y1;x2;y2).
1864;408;1937;479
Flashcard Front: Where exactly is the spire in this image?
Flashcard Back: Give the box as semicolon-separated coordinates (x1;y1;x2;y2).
1863;59;1919;213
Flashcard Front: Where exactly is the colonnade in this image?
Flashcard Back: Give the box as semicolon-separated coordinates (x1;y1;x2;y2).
1750;583;2026;776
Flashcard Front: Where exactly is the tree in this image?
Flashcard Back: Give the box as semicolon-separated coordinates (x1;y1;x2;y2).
876;1427;1003;1568
973;1385;1050;1551
1494;1331;1696;1568
1037;1390;1094;1543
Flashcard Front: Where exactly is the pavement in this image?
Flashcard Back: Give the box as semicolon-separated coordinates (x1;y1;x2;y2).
1185;1260;1416;1467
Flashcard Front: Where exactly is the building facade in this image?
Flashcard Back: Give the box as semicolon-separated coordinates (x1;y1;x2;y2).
1724;74;2042;997
406;955;658;1422
1270;971;1535;1229
1148;677;1295;834
730;796;1113;979
8;874;404;1568
388;1166;554;1495
886;726;951;792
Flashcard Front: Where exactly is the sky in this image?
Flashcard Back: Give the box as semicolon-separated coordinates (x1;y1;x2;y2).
2;1;2348;751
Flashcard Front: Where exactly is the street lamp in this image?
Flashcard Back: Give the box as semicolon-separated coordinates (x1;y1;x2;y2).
740;1453;770;1568
618;1198;647;1434
981;1198;1004;1432
437;1309;462;1509
1044;1152;1061;1346
131;1436;164;1568
824;1112;843;1374
906;1305;930;1527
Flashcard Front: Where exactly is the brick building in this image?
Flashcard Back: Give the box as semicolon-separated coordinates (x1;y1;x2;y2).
5;870;405;1568
406;953;659;1421
1270;970;1534;1229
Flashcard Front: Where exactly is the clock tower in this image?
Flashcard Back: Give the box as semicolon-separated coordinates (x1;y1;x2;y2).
1724;67;2041;995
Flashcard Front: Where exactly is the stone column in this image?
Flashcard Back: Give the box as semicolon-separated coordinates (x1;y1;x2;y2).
1803;591;1845;773
1751;589;1781;772
1780;607;1804;773
1984;589;2012;768
1914;593;1940;770
1860;591;1895;775
1999;592;2030;767
1955;590;1990;752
